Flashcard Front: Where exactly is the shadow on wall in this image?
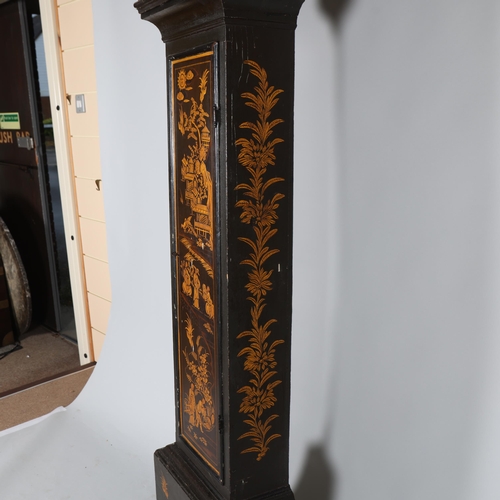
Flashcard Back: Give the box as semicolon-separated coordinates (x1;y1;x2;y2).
294;445;335;500
320;0;353;28
293;0;353;498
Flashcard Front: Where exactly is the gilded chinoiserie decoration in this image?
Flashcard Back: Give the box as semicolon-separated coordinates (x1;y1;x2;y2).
182;314;216;434
177;66;213;251
235;60;285;461
172;51;220;474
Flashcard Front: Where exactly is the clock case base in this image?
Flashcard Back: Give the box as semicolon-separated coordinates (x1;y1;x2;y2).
155;444;295;500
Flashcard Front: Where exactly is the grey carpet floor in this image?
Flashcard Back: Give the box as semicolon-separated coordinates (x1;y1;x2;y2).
0;327;94;431
0;327;81;396
0;365;94;431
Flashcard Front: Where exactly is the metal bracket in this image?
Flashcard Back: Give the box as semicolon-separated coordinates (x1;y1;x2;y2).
17;136;34;150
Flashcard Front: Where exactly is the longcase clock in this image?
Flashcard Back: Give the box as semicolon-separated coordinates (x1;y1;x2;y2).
134;1;305;498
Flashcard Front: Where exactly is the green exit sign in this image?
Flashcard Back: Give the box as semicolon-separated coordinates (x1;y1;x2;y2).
0;113;21;130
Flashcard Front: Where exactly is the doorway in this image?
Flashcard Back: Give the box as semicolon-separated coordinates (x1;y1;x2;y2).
32;11;77;342
0;0;81;392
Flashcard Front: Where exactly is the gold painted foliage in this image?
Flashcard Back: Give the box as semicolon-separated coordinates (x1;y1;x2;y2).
161;475;169;498
183;315;215;434
178;68;209;141
235;60;285;461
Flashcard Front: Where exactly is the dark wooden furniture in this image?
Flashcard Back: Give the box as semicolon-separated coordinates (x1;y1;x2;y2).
0;0;61;331
134;1;304;498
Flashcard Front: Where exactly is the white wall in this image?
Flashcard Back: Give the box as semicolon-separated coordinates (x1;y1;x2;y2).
89;0;500;499
88;0;173;458
291;0;339;485
330;1;500;499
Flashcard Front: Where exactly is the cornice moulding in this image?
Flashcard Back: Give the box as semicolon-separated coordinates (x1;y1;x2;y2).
134;0;305;41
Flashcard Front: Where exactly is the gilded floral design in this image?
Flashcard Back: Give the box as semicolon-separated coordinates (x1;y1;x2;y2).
235;60;285;461
177;69;193;101
183;315;215;434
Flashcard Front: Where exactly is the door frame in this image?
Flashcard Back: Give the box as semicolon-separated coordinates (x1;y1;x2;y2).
39;0;93;364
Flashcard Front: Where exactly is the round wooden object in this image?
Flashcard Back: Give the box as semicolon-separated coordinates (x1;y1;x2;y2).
0;217;31;334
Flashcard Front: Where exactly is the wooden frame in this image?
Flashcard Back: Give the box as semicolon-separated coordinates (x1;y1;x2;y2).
38;0;93;364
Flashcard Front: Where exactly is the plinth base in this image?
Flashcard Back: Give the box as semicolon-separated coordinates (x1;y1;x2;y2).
154;444;219;499
154;444;295;500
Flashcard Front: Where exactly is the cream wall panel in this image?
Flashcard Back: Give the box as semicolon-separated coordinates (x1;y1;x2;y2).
91;328;105;360
84;256;112;301
71;136;101;179
62;46;97;93
88;292;111;334
67;92;99;137
54;0;111;362
58;0;94;51
79;218;108;262
75;178;105;222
